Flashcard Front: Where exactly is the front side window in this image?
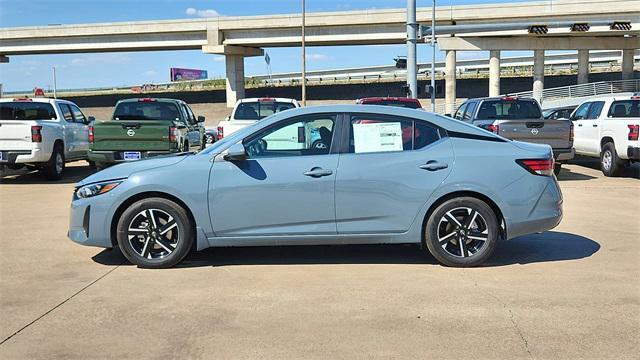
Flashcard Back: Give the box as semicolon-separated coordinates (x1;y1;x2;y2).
572;103;591;120
349;115;440;154
234;101;296;120
0;102;57;120
69;104;86;123
244;115;336;158
587;101;605;119
453;103;467;120
607;100;640;118
113;102;181;121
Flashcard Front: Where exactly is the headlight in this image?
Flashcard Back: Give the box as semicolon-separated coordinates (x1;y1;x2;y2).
76;180;123;199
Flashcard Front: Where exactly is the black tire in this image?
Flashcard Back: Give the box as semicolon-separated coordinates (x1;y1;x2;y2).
201;136;207;150
553;163;562;176
41;143;65;180
424;197;499;267
311;139;327;150
601;142;624;177
183;141;189;152
116;197;193;268
205;134;215;144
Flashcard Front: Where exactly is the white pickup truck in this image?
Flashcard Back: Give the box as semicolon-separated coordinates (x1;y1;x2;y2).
0;98;92;180
216;98;300;140
570;95;639;176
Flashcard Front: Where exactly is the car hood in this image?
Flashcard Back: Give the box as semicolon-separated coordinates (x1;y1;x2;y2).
76;154;189;186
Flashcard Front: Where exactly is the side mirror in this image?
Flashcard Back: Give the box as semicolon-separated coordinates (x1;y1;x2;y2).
197;115;205;123
87;116;95;124
224;143;247;161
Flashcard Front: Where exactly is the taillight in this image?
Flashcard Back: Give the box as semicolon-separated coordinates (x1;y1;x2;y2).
88;126;94;143
487;124;499;134
517;158;554;176
628;125;639;141
569;122;574;142
31;125;42;142
169;126;178;143
217;126;224;140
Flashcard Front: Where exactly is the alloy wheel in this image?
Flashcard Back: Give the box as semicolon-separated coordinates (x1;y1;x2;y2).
602;150;612;171
55;153;64;174
437;207;489;258
127;208;180;260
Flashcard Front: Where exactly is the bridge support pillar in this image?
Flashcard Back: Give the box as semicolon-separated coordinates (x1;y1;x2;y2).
489;50;500;97
577;49;589;84
445;50;457;115
225;54;245;108
533;50;544;103
621;49;635;80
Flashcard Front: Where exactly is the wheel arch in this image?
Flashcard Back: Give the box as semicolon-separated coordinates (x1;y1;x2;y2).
600;136;614;151
110;191;198;250
421;190;506;244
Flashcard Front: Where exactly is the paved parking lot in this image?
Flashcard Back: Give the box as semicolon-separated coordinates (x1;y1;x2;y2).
0;160;638;359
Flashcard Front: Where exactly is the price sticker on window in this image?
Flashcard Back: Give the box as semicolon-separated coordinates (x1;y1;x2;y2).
352;122;403;153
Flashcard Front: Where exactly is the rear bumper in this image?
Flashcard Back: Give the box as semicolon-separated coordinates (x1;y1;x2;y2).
553;147;575;162
88;150;175;164
627;147;640;160
507;177;563;239
0;149;49;164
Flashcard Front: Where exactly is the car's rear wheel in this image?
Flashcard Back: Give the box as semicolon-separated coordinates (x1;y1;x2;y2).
116;197;193;268
601;142;624;177
425;197;498;267
42;143;65;180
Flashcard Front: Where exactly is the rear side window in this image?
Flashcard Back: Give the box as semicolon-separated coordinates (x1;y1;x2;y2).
349;115;440;153
477;99;542;119
234;101;296;120
113;102;181;121
607;100;640;118
0;102;57;120
587;101;604;119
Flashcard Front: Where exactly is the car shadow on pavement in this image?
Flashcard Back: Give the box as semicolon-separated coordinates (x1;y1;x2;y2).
556;168;597;181
567;157;640;179
0;163;96;185
92;231;599;268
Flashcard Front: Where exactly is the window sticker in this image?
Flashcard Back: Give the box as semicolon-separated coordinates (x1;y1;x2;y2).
353;122;403;153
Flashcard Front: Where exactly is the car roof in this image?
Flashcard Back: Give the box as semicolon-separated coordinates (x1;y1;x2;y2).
0;97;69;104
116;98;183;104
357;97;420;102
237;97;298;104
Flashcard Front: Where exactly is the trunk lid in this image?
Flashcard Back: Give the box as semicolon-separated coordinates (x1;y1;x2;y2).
91;120;174;151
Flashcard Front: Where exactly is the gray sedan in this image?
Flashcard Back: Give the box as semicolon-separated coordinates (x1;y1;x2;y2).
69;105;563;268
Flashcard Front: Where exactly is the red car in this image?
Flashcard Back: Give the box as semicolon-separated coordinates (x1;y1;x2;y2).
356;97;422;109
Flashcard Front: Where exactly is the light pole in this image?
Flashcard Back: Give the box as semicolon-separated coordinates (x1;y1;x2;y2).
430;0;436;112
301;0;307;106
406;0;417;98
52;66;57;99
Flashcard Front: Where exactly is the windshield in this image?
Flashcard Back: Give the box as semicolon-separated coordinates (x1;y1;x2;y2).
113;102;181;121
233;101;296;120
361;100;421;109
608;100;639;118
0;102;57;120
477;100;542;119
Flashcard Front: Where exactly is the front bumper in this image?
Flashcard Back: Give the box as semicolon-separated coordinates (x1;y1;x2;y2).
68;195;113;248
627;147;640;160
553;147;575;162
88;150;176;164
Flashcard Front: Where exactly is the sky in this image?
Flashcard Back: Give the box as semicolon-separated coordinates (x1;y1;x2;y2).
0;0;532;92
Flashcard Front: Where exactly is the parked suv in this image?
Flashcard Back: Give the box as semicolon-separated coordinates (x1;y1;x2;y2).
88;98;205;168
570;95;639;176
453;96;574;174
0;97;91;180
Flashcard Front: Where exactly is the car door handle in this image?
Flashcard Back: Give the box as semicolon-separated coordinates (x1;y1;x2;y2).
592;124;598;127
420;161;448;171
578;123;583;127
303;167;333;178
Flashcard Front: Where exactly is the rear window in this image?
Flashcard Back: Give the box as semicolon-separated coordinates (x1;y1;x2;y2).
607;100;640;118
477;100;542;119
0;102;57;120
360;99;421;109
113;102;181;121
234;101;296;120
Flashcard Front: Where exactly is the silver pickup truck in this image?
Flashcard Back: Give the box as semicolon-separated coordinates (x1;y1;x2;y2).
453;96;574;174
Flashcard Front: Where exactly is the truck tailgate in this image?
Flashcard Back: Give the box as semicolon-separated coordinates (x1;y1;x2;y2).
92;120;172;151
221;120;257;137
498;119;572;149
0;120;36;150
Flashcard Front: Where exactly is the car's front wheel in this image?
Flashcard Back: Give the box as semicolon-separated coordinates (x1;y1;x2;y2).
424;197;499;267
116;197;193;268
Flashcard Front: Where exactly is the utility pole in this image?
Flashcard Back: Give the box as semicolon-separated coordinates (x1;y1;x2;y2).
301;0;307;106
52;66;57;99
430;0;436;112
406;0;417;99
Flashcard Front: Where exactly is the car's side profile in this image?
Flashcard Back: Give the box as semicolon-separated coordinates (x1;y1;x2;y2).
68;105;562;268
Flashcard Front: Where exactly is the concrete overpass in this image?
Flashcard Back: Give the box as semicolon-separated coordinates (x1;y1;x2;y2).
1;0;639;107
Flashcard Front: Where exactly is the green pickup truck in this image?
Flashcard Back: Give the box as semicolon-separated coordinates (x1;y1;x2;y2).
89;98;205;167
